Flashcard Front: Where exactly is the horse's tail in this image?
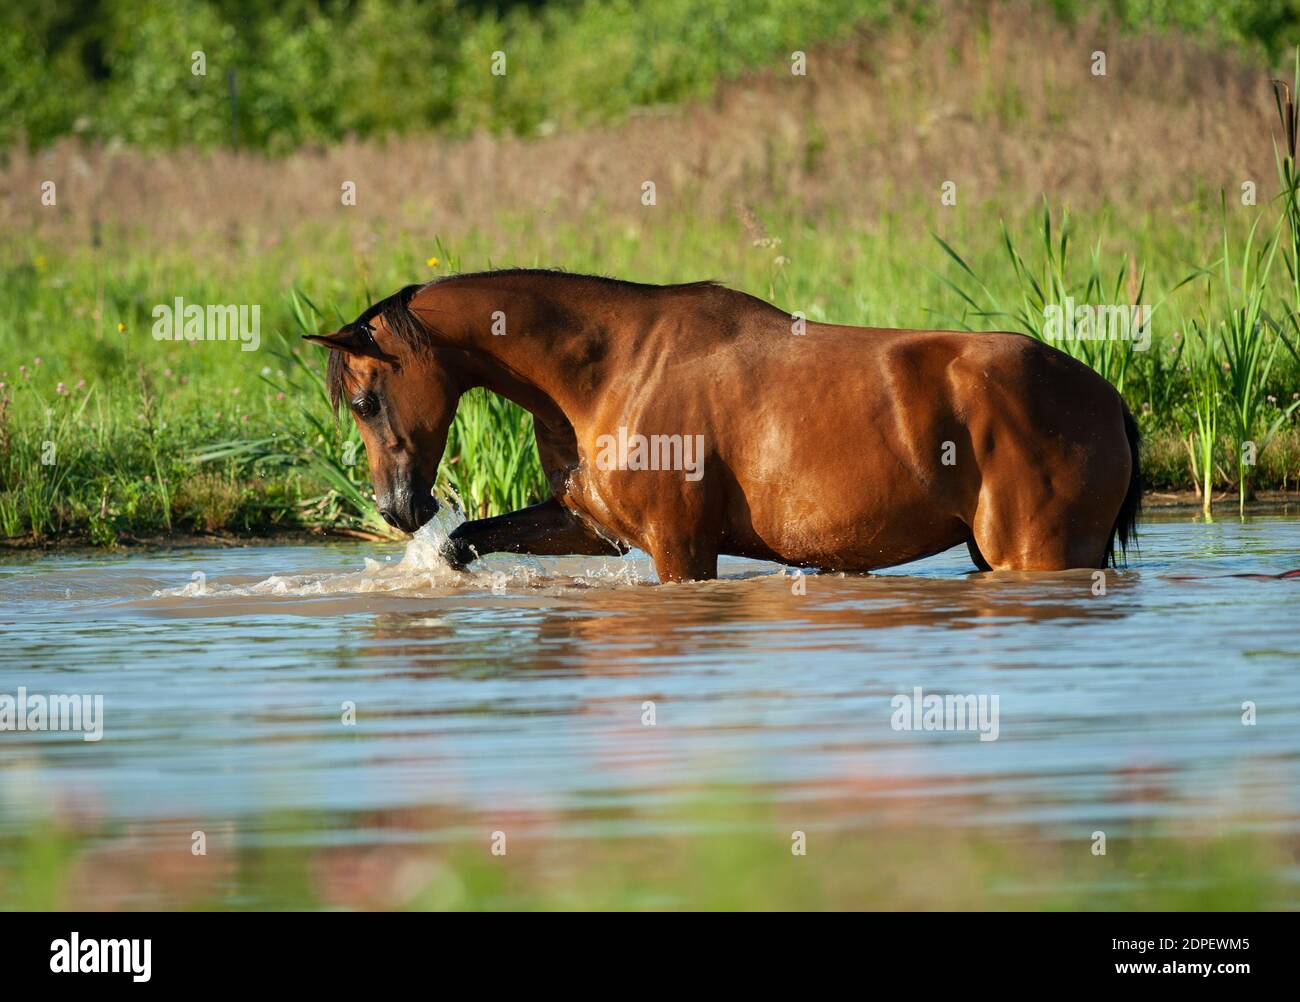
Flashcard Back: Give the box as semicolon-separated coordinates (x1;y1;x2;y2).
1108;402;1142;568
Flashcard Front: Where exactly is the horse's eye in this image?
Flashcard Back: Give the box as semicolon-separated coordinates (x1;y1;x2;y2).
351;392;379;419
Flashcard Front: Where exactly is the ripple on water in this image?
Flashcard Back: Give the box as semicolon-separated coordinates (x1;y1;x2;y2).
0;513;1297;847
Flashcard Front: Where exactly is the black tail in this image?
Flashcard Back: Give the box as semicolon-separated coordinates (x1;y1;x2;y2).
1108;404;1141;568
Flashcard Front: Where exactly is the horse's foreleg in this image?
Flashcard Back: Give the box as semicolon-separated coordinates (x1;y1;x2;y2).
440;497;627;568
645;536;718;583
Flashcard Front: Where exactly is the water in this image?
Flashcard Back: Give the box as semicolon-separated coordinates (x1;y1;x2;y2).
2;513;1299;896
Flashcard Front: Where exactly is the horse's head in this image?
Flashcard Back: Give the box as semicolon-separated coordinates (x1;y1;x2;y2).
305;293;460;533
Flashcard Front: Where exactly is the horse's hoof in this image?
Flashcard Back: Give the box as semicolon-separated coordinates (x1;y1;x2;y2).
438;536;476;571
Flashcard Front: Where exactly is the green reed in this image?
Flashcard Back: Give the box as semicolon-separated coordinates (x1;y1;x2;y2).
1181;324;1222;517
932;198;1149;394
1273;56;1300;330
439;390;545;519
1205;205;1292;515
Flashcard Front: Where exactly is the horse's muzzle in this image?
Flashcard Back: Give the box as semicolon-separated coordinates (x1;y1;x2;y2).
378;493;439;534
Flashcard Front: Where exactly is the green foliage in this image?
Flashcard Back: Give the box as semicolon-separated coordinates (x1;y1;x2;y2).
1180;325;1221;515
7;0;1300;154
930;172;1300;517
1051;0;1300;58
1210;211;1293;513
440;389;545;519
0;0;894;152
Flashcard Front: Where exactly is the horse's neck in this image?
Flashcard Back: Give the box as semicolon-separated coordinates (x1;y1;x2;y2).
424;278;633;428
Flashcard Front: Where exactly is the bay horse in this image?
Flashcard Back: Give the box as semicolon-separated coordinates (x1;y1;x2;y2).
305;270;1140;583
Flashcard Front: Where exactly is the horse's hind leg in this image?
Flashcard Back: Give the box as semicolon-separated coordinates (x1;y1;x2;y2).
442;497;626;568
969;491;1114;570
964;408;1129;571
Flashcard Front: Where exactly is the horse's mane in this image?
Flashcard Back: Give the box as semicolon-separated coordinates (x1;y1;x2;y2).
326;283;428;411
435;268;719;293
326;270;720;410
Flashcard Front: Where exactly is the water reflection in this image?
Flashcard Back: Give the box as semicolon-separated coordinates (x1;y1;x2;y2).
346;568;1142;681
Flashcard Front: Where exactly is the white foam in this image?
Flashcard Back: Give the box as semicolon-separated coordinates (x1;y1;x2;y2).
150;506;646;598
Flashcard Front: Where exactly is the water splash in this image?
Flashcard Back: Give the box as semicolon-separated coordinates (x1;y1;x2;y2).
150;505;645;599
393;504;466;571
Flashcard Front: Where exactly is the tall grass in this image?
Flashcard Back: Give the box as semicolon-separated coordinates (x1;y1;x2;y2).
933;199;1148;393
932;178;1300;517
1210;210;1288;515
1181;326;1222;517
440;390;545;520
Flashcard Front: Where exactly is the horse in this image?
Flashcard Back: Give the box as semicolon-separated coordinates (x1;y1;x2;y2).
305;270;1140;583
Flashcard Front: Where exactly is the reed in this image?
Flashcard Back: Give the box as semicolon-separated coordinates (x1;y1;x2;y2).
439;390;545;519
932;198;1149;394
1182;324;1222;517
1207;206;1286;516
1272;56;1300;331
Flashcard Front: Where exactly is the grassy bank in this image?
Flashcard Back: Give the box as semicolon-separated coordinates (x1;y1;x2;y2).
3;214;1300;547
3;4;1300;544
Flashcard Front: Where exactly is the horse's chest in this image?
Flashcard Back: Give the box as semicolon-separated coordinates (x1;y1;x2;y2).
556;462;685;552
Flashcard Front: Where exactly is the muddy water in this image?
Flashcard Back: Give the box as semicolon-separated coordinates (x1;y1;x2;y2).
1;513;1298;856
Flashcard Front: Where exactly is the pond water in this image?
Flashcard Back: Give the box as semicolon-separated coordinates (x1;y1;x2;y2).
1;512;1299;896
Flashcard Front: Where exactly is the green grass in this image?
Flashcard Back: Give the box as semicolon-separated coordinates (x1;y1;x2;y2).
3;187;1300;544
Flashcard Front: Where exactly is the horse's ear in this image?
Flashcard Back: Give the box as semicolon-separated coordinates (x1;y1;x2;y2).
302;328;386;359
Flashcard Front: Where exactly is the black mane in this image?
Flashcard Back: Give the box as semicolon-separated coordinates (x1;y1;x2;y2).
326;283;427;411
434;267;718;293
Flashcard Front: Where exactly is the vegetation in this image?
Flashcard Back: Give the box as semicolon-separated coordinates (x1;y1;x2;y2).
1;0;904;152
5;1;1300;153
3;2;1300;545
2;798;1294;910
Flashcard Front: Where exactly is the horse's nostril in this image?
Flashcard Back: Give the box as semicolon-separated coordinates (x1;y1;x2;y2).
378;506;398;527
